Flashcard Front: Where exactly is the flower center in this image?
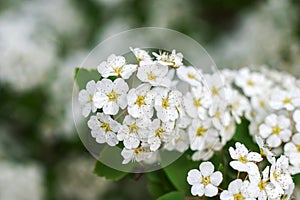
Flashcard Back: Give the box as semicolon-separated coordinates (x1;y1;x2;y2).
196;126;207;136
259;101;265;108
283;98;291;104
233;193;244;200
297;145;300;152
162;98;170;109
129;123;139;133
258;180;267;191
272;125;281;135
215;111;221;119
238;156;248;164
134;147;144;154
107;90;118;102
187;73;196;79
155;128;164;137
147;72;157;81
202;176;211;186
260;148;266;156
193;98;202;107
101;122;111;132
89;94;94;103
135;96;146;107
273;172;279;181
113;67;123;76
211;87;219;95
247;80;254;86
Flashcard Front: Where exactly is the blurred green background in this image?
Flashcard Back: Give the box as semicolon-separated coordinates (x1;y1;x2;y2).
1;0;300;199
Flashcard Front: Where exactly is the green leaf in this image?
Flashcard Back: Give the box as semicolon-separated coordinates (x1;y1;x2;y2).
93;161;127;181
233;118;259;152
163;153;199;195
74;68;101;90
157;191;185;200
294;173;300;184
146;170;175;199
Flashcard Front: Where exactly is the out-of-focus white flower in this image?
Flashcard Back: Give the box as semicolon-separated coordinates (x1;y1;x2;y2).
148;119;174;151
259;114;291;148
130;47;152;62
97;54;137;79
293;110;300;132
0;162;44;200
184;86;211;119
177;66;202;86
87;113;120;146
235;68;271;97
164;128;189;153
137;61;170;86
220;179;253;200
117;115;150;149
94;78;129;115
188;119;218;151
229;142;262;173
127;84;155;118
187;162;223;197
284;133;300;167
270;89;300;111
121;145;153;164
154;88;182;122
79;80;99;117
191;137;222;161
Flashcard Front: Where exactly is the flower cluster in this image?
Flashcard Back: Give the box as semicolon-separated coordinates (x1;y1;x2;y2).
79;48;239;164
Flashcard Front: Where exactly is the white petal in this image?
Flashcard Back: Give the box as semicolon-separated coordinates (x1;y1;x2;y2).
191;184;204;196
187;169;202;185
200;162;214;176
204;184;218;197
210;171;223;186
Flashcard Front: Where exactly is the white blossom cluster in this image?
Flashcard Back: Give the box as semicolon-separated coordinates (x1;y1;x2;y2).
222;66;300;175
78;48;238;164
188;142;295;199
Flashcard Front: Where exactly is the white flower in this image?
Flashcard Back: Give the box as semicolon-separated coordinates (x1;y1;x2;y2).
177;66;202;86
154;88;182;122
183;86;211;119
204;73;225;100
255;136;275;163
229;142;262;173
259;114;292;148
121;145;153;164
187;162;223;197
220;179;253;200
137;61;170;86
270;156;293;190
148;119;175;151
78;80;98;117
226;88;251;124
87;113;120;146
192;137;222;161
117;115;150;149
293;109;300;132
93;78;129;115
235;68;271;97
153;49;183;68
248;166;271;200
130;47;152;62
188;118;218;151
284;133;300;166
127;84;155;118
164;128;189;153
97;54;137;79
270;89;300;111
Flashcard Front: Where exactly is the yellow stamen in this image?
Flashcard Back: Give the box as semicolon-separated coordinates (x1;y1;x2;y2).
258;180;267;191
187;73;196;79
155;128;164;137
238;156;248;164
233;193;244;200
101;123;111;132
283;98;291;104
193;98;202;107
272;125;281;135
107;90;118;102
147;72;157;81
196;126;207;136
113;67;123;76
247;80;254;86
162;98;170;109
135;96;146;107
202;176;211;186
129;123;139;133
211;87;219;95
